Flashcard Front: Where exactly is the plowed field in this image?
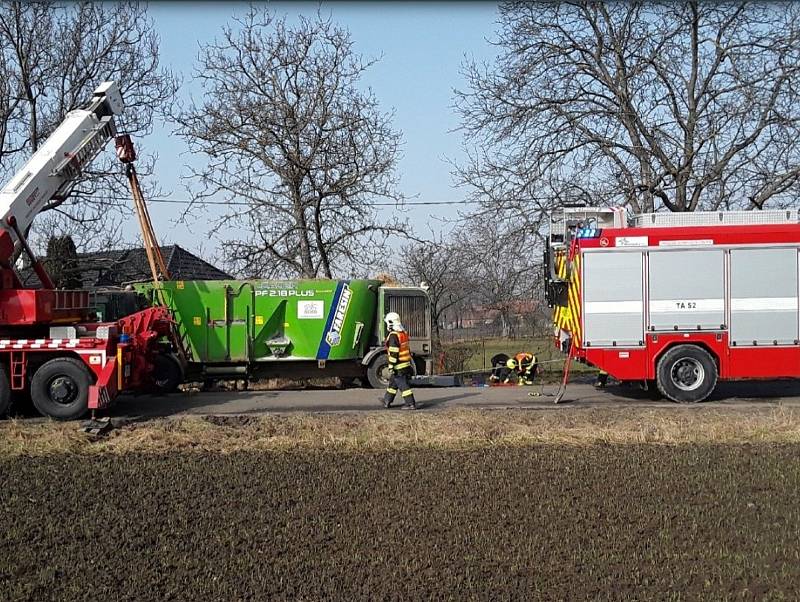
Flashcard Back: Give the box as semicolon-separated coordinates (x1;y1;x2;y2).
2;444;799;601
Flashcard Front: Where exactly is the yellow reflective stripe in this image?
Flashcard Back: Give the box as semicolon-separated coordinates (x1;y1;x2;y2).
386;388;397;394
388;346;400;352
394;361;411;369
401;390;414;397
388;357;397;363
551;248;583;349
569;252;582;347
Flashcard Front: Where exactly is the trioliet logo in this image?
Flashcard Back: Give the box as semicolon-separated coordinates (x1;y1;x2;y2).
325;284;352;347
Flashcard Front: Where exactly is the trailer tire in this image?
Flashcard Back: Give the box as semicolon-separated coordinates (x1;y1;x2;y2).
366;354;391;389
30;357;91;420
0;365;10;417
656;345;717;404
151;354;183;394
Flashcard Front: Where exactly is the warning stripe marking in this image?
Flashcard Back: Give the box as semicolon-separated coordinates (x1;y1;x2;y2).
551;244;583;348
569;251;582;347
0;338;82;350
553;252;569;332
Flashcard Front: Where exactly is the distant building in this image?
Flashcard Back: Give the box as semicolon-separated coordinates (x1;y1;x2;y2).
21;244;231;289
442;299;539;331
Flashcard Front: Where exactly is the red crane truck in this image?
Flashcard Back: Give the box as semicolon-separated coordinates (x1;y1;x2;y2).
0;82;177;420
546;206;800;403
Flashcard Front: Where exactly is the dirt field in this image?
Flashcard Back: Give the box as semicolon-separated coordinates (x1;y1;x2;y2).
2;428;799;600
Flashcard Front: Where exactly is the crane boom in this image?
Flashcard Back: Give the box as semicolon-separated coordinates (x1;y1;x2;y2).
0;82;124;263
0;80;187;423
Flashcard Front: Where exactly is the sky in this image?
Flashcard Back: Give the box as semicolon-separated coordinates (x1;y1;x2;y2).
135;1;500;260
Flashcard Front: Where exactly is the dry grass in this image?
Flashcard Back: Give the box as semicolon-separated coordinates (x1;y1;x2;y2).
3;406;800;456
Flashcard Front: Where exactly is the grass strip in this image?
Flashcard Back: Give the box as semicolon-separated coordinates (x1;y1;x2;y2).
3;406;800;456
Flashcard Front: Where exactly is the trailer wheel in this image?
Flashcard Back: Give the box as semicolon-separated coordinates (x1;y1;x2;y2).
30;357;91;420
151;354;183;394
366;355;392;389
656;345;717;403
0;365;10;417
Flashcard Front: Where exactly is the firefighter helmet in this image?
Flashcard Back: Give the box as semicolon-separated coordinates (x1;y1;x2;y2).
506;358;517;370
384;311;403;332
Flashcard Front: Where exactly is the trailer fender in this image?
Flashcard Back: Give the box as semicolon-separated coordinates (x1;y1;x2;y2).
361;347;385;367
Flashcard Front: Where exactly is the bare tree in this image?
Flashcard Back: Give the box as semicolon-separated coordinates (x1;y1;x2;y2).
19;208;127;288
455;1;800;217
398;236;474;349
0;1;177;246
44;235;81;289
175;9;406;279
458;218;537;338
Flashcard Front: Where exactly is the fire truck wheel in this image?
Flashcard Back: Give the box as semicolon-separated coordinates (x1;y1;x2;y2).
150;354;183;394
30;357;91;421
366;354;391;389
0;365;10;417
656;345;717;403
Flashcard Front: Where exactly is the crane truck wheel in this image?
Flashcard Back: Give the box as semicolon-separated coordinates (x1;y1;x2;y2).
656;345;717;404
150;353;183;394
30;357;92;421
0;365;10;417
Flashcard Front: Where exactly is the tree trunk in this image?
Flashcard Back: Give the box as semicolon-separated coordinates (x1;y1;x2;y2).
291;187;315;278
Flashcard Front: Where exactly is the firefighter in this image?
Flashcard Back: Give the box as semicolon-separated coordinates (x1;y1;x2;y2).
381;312;417;410
503;358;518;383
514;352;538;385
489;353;510;383
594;370;608;388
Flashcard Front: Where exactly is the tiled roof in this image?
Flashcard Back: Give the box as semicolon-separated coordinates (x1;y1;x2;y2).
21;245;231;289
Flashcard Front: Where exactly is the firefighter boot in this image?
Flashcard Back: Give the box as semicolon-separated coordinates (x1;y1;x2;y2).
383;387;398;408
401;390;417;410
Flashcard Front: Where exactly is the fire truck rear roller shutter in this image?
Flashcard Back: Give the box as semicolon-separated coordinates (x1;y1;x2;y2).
583;251;645;347
648;249;725;332
730;248;798;346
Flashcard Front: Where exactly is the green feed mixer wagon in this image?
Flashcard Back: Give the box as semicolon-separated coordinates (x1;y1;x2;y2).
135;279;432;388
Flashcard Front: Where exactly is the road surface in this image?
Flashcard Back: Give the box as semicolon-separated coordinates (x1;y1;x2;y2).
111;379;800;420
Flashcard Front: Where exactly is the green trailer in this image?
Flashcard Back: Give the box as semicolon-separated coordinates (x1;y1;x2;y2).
135;279;432;388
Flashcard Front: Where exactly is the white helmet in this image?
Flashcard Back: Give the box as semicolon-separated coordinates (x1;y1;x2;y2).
384;311;403;332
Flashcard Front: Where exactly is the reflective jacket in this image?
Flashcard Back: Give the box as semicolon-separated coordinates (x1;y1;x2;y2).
514;352;536;373
386;330;413;371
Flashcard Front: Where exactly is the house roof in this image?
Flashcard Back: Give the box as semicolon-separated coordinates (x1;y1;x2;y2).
21;244;231;289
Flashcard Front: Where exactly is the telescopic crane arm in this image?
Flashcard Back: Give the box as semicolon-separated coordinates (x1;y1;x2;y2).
0;82;124;287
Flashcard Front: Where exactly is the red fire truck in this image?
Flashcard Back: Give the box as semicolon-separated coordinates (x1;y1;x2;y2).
546;207;800;403
0;82;179;420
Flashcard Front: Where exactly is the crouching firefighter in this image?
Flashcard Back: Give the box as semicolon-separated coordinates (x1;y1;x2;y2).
381;312;417;410
488;353;511;383
514;352;538;386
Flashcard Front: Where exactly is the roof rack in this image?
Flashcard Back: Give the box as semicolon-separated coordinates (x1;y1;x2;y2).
631;210;799;228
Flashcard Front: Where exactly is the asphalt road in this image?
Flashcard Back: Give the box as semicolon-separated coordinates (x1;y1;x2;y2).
112;378;800;419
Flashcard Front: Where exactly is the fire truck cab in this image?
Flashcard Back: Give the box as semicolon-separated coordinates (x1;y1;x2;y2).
546;207;800;403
